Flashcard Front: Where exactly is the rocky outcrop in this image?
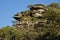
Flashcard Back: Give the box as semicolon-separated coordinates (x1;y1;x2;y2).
13;4;48;28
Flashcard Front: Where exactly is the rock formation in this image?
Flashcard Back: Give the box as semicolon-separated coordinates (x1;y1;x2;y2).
13;4;48;28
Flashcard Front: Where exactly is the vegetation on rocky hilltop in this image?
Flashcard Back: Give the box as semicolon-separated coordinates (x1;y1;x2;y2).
0;3;60;40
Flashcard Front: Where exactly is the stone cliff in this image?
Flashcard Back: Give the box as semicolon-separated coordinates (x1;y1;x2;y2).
13;4;48;29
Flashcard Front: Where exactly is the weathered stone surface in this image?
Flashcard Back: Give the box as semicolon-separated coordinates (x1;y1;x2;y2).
13;4;47;28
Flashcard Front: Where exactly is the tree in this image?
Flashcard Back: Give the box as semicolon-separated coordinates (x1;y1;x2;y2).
48;3;60;9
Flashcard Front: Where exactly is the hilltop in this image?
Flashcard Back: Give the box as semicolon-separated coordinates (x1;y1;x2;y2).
0;3;60;40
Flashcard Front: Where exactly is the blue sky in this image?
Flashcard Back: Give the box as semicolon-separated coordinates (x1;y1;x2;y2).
0;0;60;28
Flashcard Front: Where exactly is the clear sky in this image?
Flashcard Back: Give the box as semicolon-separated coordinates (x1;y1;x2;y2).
0;0;60;28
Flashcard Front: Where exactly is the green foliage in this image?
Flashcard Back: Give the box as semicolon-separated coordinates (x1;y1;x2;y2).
0;3;60;40
0;26;25;40
48;3;60;9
